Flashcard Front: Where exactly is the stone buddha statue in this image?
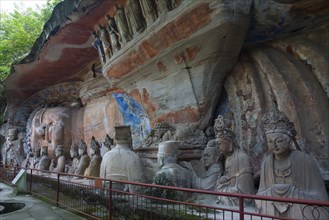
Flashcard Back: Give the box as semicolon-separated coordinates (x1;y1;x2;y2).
68;143;79;174
31;148;41;169
214;115;254;206
38;146;51;171
50;145;66;173
75;140;90;177
84;136;102;177
100;126;145;192
256;107;329;219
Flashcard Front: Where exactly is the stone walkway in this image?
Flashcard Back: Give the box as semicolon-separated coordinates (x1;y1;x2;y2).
0;182;86;220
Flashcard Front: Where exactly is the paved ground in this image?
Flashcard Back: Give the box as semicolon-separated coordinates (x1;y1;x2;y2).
0;182;87;220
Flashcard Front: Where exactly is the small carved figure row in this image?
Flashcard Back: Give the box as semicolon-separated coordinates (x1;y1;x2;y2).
21;135;114;178
92;0;182;64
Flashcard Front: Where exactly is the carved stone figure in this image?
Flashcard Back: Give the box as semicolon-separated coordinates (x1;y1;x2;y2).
174;124;207;147
183;139;223;191
114;4;132;44
105;15;120;53
4;128;24;166
100;126;144;192
30;148;41;169
50;145;65;173
256;107;329;219
92;31;106;63
38;146;51;171
75;140;90;177
125;0;146;35
84;136;102;177
98;25;112;60
154;141;191;189
139;0;157;26
30;107;73;160
214;115;254;206
143;122;174;148
68;143;79;174
155;0;175;15
101;134;113;157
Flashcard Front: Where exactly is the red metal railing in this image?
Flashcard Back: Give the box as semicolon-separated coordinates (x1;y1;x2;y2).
0;164;328;220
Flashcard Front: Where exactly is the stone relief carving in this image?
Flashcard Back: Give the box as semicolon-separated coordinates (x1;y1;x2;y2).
142;122;175;148
214;115;255;207
182;139;223;191
151;141;191;200
100;126;145;192
100;134;114;157
68;143;79;174
75;140;90;177
125;0;146;35
256;106;329;219
98;25;112;60
92;31;106;64
105;15;120;53
50;145;65;173
174;124;207;148
84;136;102;177
139;0;158;26
4;128;24;166
114;4;132;44
30;107;73;160
38;146;51;171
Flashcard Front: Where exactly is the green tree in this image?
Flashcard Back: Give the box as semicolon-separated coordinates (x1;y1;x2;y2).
0;0;61;124
0;0;62;81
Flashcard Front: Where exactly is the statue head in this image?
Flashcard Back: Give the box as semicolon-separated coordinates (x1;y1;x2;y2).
79;140;87;156
90;136;101;157
203;139;220;169
157;141;180;168
70;143;78;158
55;145;64;158
104;134;114;149
263;107;296;159
214;115;237;156
8;128;18;141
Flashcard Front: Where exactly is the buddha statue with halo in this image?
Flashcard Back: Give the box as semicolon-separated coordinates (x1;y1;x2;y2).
256;106;328;219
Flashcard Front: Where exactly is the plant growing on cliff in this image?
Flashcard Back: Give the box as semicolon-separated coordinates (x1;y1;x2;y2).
0;0;62;81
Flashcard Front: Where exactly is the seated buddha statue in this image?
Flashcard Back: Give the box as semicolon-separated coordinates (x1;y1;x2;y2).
256;106;329;219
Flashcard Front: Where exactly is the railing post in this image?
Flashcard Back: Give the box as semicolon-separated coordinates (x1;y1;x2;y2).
109;180;112;220
56;173;60;207
29;169;33;194
239;196;244;220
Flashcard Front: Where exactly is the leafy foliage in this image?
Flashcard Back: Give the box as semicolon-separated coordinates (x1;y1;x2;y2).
0;0;62;125
0;0;62;81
